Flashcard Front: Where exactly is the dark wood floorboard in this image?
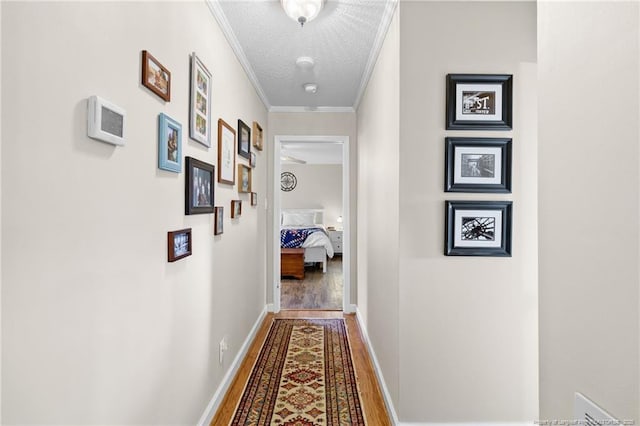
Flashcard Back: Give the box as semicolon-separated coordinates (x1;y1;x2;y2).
280;256;343;310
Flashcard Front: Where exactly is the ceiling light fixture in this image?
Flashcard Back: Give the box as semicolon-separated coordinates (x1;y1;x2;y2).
303;83;318;94
296;56;315;69
281;0;324;27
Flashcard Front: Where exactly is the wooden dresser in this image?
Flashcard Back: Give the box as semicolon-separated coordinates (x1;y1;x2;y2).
281;248;304;279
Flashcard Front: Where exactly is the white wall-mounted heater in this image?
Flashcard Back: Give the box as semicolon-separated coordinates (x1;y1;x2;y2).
574;392;622;425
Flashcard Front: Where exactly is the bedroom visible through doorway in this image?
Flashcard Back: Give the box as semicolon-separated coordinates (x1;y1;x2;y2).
273;136;350;312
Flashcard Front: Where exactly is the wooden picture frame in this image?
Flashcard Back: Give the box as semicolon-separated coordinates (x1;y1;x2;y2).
446;74;512;130
251;192;258;206
237;119;251;160
185;156;214;215
158;113;182;173
189;53;212;147
141;50;171;102
445;137;512;193
231;200;242;218
238;164;252;193
168;228;192;262
445;200;512;257
214;206;224;235
218;119;236;185
252;121;263;151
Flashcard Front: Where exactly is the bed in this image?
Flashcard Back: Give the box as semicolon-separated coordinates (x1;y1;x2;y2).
280;209;334;273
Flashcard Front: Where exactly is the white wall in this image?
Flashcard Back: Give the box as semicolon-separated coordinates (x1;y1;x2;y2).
1;2;267;424
281;164;343;229
356;6;400;410
538;1;640;421
397;2;538;421
267;112;356;304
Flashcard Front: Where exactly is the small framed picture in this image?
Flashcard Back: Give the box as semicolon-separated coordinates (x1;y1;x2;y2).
238;164;252;193
446;74;512;130
445;200;512;257
252;121;263;151
185;156;214;215
141;50;171;102
158;113;182;173
251;192;257;206
250;152;256;168
445;137;511;193
214;206;224;235
237;119;251;160
231;200;242;218
189;53;212;147
218;119;236;185
168;228;192;262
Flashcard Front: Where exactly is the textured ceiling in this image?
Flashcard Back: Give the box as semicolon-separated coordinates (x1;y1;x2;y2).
210;0;394;110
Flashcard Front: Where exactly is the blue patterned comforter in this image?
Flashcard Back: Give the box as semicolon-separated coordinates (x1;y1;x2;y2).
280;227;324;248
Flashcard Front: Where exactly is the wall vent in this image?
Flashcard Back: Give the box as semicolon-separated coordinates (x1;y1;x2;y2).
574;392;621;425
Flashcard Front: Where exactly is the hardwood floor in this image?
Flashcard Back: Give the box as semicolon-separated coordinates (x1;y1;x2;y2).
210;310;392;425
280;256;343;310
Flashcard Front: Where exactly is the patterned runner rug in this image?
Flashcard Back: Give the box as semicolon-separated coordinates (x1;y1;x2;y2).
230;318;365;425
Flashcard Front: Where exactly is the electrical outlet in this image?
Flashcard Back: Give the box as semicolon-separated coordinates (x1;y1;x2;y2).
219;337;228;364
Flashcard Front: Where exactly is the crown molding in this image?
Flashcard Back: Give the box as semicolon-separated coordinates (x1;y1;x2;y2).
269;106;355;113
205;0;271;110
353;0;398;110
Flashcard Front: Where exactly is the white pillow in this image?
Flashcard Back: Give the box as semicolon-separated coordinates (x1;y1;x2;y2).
282;212;315;227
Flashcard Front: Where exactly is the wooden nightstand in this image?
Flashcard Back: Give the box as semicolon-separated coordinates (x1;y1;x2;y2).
328;230;343;255
281;248;305;279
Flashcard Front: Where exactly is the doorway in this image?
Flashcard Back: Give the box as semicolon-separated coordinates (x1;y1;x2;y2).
272;135;351;313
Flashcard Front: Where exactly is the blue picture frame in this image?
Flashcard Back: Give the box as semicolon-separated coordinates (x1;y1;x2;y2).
158;113;182;173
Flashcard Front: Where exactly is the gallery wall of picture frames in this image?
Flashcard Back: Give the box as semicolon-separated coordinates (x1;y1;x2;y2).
108;49;264;262
444;73;514;257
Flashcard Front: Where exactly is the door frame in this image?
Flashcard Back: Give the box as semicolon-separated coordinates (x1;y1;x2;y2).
272;135;351;312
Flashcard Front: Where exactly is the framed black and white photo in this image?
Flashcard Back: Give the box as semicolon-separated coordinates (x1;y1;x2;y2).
189;53;212;147
185;156;214;215
445;200;512;257
446;74;512;130
445;137;511;193
168;228;192;262
237;119;251;160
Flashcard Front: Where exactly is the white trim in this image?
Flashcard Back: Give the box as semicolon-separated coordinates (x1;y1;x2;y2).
353;0;398;110
273;135;351;313
197;306;268;426
269;106;356;113
205;0;271;110
355;307;400;425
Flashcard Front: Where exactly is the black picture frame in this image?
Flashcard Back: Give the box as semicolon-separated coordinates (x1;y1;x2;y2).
445;137;512;193
185;156;214;215
214;206;223;235
237;119;251;160
445;200;512;257
168;228;192;262
446;74;513;130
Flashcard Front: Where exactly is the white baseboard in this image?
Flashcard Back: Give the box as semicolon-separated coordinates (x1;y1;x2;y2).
197;306;268;426
345;303;357;314
354;307;401;425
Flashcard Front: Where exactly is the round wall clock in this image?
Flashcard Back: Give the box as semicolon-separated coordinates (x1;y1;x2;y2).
281;172;297;192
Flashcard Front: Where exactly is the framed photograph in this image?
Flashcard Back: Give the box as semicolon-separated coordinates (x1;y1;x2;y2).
214;206;224;235
445;201;512;257
237;119;251;160
250;152;256;168
252;121;263;151
189;53;212;147
446;74;512;130
445;137;511;193
217;119;236;185
251;192;257;206
238;164;252;193
231;200;242;218
158;113;182;173
168;228;192;262
185;156;214;215
141;50;171;102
